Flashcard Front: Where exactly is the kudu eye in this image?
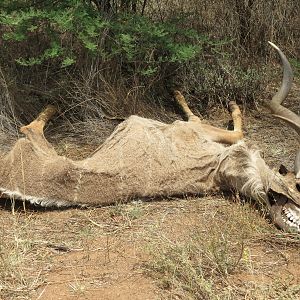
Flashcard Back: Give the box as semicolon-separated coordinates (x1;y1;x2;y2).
296;183;300;192
279;164;288;176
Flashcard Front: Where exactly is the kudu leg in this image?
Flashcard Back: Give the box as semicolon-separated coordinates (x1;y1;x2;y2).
208;101;243;144
228;101;242;133
20;105;57;152
173;90;200;122
173;90;243;144
20;105;57;135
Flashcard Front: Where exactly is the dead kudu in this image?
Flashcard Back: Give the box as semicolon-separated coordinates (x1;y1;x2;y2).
0;42;299;232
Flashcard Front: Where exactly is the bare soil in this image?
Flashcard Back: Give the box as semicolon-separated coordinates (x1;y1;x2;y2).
0;83;299;300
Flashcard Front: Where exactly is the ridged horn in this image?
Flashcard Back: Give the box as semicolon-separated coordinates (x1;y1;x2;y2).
268;42;300;135
268;42;300;178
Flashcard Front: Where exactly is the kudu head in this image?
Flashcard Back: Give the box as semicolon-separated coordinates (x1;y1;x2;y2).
266;42;300;232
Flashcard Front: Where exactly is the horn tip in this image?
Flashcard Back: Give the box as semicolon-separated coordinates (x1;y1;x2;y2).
268;41;279;51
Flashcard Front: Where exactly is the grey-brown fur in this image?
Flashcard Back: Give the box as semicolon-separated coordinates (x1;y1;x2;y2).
0;103;299;232
0;116;227;206
0;114;293;211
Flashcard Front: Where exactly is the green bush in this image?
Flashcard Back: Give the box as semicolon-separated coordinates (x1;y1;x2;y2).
0;0;203;76
0;0;266;126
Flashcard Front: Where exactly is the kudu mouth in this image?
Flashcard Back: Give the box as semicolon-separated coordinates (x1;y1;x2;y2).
268;190;300;232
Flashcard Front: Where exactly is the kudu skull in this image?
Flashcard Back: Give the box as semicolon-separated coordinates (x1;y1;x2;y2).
264;42;300;231
0;42;299;232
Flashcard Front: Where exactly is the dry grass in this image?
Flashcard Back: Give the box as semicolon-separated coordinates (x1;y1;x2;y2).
1;197;299;299
0;213;50;299
145;201;300;299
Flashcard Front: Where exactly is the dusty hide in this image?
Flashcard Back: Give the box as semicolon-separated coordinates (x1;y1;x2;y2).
0;115;233;207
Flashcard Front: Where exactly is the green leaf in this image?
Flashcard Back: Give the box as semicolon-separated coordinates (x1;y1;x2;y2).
3;32;26;41
141;66;158;76
61;57;75;67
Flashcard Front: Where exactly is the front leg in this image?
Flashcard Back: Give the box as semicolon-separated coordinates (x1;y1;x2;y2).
174;90;243;144
173;90;200;122
228;101;243;134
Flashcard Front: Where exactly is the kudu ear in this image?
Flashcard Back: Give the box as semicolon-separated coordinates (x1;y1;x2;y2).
278;164;288;176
